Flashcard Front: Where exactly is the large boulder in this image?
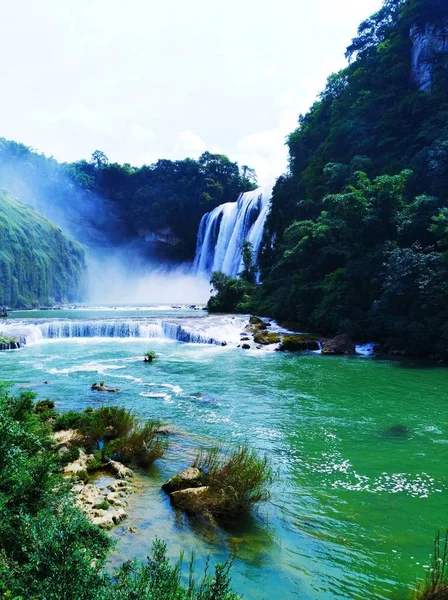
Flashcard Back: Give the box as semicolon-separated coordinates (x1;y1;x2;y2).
321;334;355;355
249;316;264;325
162;467;204;494
278;335;320;352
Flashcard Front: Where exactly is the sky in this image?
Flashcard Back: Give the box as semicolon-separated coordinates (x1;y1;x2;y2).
0;0;382;186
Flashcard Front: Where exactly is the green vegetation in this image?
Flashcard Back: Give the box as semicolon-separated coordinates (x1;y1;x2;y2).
251;0;448;357
415;532;448;599
0;139;257;260
207;242;257;313
0;189;86;308
144;350;158;362
0;384;240;599
53;405;166;467
177;444;274;518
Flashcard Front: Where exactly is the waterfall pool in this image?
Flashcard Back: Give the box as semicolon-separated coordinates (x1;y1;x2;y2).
0;307;447;599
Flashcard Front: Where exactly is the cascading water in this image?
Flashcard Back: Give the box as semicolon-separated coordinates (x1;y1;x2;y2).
0;316;248;347
193;185;273;277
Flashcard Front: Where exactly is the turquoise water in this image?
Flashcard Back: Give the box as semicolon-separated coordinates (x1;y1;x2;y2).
0;308;447;599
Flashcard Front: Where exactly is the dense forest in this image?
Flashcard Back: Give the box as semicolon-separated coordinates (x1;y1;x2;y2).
247;0;448;356
0;141;256;260
0;191;86;307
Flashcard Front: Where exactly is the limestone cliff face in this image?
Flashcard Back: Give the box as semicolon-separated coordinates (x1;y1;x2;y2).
411;21;448;91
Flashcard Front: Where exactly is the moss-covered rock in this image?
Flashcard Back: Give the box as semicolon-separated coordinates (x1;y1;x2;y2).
0;190;86;308
278;335;320;352
253;331;281;345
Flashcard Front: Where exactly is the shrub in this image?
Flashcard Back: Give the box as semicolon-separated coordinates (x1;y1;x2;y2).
107;420;166;467
178;444;274;517
415;532;448;599
144;350;158;362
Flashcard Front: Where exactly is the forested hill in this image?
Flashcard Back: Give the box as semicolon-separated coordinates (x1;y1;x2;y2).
255;0;448;356
0;141;257;260
0;191;86;308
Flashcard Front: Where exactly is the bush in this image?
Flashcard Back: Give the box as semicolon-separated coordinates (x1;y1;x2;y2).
177;444;274;518
144;350;158;362
54;406;166;467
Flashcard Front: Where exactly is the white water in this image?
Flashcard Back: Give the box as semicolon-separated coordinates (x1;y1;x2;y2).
0;316;248;347
193;185;273;277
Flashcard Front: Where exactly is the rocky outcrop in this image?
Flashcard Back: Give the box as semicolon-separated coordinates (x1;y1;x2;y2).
321;334;355;355
0;335;21;350
411;21;448;91
162;467;203;494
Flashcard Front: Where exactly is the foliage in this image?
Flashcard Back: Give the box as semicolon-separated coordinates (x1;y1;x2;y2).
0;190;86;308
256;0;448;356
0;385;240;599
415;532;448;599
144;350;158;362
181;444;274;518
207;271;256;313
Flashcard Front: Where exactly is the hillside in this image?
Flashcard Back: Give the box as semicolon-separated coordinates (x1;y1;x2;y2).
253;0;448;356
0;190;86;308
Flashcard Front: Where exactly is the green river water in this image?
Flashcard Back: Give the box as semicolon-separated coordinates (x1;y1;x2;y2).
0;307;446;599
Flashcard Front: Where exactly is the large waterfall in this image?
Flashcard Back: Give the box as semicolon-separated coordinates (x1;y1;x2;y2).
193;185;273;277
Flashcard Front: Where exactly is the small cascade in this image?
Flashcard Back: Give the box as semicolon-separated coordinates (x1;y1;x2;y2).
1;316;247;347
193;185;273;277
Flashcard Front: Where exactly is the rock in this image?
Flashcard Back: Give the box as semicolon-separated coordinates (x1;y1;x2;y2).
241;344;251;350
127;526;138;534
383;424;410;438
249;316;263;325
54;429;83;448
162;467;203;494
170;486;210;509
64;449;96;474
240;336;250;341
106;460;133;479
253;331;281;345
221;341;227;346
91;382;120;392
321;334;355;355
278;335;320;352
91;508;127;529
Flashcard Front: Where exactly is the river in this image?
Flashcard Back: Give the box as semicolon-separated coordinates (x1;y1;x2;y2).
0;306;446;599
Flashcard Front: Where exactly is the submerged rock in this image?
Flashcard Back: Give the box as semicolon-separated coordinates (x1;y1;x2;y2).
241;344;251;350
170;486;210;509
321;334;355;355
383;424;410;438
162;467;203;494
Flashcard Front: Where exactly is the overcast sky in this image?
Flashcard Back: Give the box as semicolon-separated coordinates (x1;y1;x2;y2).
0;0;382;185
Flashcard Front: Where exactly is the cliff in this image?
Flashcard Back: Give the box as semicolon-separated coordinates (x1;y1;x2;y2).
411;20;448;91
0;190;86;308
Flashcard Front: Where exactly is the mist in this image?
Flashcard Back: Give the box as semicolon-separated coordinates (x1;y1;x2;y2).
0;142;212;306
87;254;210;305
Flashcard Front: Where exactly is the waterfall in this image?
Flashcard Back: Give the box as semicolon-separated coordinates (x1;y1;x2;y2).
1;316;248;346
193;185;273;277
